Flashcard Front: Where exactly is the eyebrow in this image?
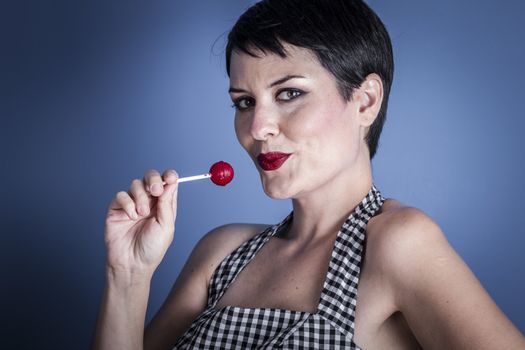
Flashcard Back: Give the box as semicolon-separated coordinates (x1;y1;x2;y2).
228;74;306;94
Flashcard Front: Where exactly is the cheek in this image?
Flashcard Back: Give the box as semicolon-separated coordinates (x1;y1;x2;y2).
288;101;347;143
234;116;252;150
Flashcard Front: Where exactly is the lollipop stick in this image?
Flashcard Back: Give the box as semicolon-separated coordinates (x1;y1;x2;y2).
161;173;211;185
178;173;211;183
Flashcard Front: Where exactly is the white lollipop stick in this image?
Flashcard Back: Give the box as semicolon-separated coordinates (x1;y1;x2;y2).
177;173;211;183
161;173;211;185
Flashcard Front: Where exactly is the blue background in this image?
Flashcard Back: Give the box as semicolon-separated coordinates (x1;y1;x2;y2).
2;0;524;348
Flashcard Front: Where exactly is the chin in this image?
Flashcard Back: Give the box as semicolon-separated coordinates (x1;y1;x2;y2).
263;188;290;199
260;176;295;199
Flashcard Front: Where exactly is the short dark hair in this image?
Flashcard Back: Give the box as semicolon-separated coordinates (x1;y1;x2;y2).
225;0;394;160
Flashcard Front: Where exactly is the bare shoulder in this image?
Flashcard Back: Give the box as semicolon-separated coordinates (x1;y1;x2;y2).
365;199;525;349
366;198;447;274
364;199;454;299
196;223;270;285
367;198;442;241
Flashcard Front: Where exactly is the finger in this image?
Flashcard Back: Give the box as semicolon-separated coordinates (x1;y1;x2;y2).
162;169;179;217
129;179;151;217
162;169;178;185
144;169;164;197
157;180;179;228
109;191;138;220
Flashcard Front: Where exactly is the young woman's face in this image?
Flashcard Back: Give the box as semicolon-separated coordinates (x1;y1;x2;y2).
229;44;367;199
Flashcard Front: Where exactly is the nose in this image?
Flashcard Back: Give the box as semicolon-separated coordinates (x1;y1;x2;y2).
250;104;279;141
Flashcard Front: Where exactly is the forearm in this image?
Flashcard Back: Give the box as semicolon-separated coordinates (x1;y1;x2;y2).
92;267;153;350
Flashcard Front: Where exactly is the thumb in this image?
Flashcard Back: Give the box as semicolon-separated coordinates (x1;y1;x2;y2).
157;181;178;229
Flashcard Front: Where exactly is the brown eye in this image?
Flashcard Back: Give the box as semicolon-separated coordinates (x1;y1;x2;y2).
232;97;255;110
276;89;303;101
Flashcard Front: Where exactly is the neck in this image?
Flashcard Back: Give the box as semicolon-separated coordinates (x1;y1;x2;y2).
285;153;373;247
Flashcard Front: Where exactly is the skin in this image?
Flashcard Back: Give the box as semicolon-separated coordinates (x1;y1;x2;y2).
92;44;525;349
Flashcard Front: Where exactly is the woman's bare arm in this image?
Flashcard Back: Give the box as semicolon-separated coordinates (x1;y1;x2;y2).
380;207;525;349
92;169;179;350
92;269;153;350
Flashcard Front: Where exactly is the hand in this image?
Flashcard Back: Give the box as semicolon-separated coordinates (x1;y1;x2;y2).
104;169;179;275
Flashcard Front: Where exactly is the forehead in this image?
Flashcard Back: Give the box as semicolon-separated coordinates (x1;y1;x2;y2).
229;44;328;87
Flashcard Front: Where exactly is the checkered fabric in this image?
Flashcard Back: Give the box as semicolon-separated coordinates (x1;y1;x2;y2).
172;184;384;349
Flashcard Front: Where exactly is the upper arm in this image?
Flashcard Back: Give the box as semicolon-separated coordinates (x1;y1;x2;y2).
379;207;525;350
143;223;267;350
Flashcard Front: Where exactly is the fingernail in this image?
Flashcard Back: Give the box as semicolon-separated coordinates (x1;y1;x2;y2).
131;211;138;220
151;183;162;193
169;170;178;180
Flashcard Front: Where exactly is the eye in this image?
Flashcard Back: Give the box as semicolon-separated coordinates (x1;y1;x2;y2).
276;89;303;101
231;96;255;111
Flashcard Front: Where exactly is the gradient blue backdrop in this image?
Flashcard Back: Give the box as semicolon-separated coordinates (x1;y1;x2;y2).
2;0;524;348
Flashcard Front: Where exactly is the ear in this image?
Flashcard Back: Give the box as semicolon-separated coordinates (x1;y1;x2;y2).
356;73;383;128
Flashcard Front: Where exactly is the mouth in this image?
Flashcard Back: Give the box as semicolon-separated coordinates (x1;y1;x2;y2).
257;152;292;171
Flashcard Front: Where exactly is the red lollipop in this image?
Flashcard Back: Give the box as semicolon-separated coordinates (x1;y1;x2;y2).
162;161;234;186
209;161;234;186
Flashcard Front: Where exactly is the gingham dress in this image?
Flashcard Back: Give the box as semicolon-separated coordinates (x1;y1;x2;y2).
172;184;384;349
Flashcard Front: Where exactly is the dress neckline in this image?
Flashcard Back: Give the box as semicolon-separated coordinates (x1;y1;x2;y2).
210;183;385;318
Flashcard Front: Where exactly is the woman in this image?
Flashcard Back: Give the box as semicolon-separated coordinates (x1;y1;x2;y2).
93;0;525;349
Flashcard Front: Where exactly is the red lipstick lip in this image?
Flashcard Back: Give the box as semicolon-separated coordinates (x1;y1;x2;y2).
257;152;292;171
